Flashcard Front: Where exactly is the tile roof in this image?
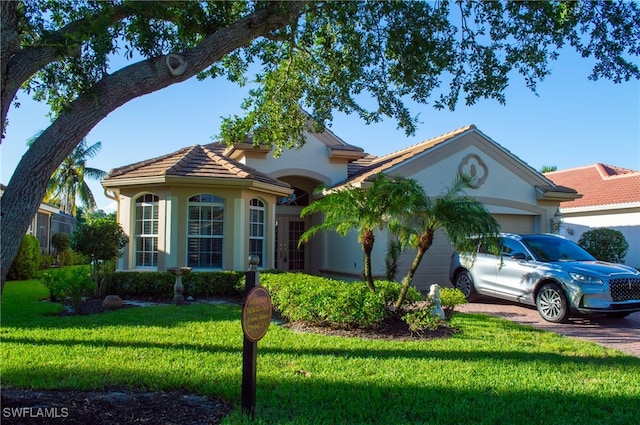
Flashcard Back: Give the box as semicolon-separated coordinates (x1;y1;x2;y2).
544;163;640;208
347;124;477;183
104;143;289;188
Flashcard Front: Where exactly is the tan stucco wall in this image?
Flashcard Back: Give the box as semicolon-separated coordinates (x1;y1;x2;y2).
245;132;350;185
317;132;563;291
115;185;277;272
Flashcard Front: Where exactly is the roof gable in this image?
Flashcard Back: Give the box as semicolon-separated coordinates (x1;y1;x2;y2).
103;143;289;189
545;163;640;208
347;125;478;184
343;124;579;201
347;125;555;182
222;125;365;162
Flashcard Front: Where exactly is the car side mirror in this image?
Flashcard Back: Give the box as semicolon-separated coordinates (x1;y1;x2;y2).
511;252;527;260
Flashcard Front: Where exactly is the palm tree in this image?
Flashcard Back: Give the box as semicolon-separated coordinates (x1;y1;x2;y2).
392;174;500;310
299;173;425;292
44;139;107;216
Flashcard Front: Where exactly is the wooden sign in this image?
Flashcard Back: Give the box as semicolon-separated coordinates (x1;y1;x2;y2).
241;286;272;342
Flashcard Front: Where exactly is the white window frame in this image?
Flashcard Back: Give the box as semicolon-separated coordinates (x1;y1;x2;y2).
249;198;265;267
187;194;224;269
134;194;159;268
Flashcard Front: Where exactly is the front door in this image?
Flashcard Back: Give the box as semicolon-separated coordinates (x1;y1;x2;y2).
274;217;306;271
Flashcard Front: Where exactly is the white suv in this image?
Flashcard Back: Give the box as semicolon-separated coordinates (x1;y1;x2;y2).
449;233;640;323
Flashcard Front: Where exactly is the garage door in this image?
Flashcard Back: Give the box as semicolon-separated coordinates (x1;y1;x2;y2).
493;214;535;234
394;230;456;292
393;215;536;292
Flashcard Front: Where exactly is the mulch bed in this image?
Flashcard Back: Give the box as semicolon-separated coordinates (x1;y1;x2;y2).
0;388;233;425
283;315;457;341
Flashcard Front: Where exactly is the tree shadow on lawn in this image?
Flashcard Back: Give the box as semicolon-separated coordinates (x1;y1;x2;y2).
253;375;640;425
2;371;638;425
3;319;639;370
2;300;242;330
4;306;639;424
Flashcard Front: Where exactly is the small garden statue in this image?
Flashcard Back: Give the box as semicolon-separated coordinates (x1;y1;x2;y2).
428;284;445;320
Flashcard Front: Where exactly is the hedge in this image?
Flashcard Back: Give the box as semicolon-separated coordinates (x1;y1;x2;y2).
260;273;422;328
106;271;245;299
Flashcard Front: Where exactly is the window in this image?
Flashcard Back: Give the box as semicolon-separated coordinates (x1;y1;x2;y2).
187;194;224;269
502;239;525;256
135;194;159;267
249;199;265;267
288;220;305;271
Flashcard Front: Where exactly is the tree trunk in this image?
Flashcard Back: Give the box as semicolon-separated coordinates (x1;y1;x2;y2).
1;0;20;140
362;229;376;292
394;231;433;310
0;2;306;293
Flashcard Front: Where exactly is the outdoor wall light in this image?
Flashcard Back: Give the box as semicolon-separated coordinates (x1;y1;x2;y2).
551;208;564;234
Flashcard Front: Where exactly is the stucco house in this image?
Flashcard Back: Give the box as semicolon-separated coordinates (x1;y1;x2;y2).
101;124;580;291
0;183;76;256
545;164;640;269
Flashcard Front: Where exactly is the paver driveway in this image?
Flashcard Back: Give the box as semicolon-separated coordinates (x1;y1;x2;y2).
458;297;640;357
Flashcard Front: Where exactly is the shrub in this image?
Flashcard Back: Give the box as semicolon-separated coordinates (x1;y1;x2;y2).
260;273;389;328
185;271;245;297
578;228;629;263
106;271;246;299
40;270;65;302
72;219;128;296
57;267;95;314
67;250;90;266
107;272;175;298
375;280;422;305
439;287;468;320
7;235;41;280
39;254;54;270
41;266;95;313
401;302;441;334
51;232;71;266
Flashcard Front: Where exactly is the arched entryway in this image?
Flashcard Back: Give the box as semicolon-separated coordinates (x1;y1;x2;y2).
273;178;319;272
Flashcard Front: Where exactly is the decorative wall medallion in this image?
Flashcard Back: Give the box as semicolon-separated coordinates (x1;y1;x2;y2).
458;153;488;188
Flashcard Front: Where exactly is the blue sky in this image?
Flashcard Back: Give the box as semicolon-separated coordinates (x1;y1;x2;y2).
1;47;638;213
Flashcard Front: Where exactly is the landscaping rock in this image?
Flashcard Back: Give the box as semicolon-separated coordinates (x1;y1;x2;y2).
102;295;123;309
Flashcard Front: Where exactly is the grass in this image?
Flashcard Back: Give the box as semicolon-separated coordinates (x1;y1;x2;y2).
2;278;639;425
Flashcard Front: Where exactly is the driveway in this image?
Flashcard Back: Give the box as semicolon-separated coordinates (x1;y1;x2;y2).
457;297;640;358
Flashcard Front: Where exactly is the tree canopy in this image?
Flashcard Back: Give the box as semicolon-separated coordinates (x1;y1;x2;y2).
1;0;639;290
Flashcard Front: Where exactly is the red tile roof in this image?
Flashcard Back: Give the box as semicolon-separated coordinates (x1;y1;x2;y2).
544;163;640;208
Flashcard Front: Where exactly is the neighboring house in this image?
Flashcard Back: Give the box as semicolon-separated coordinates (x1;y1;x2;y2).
545;164;640;269
101;124;580;291
0;183;76;256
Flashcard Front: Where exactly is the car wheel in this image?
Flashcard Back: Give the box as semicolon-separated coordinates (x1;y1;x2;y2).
536;283;570;323
606;312;631;319
454;270;478;302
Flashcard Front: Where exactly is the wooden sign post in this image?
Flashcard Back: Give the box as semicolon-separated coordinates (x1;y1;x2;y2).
241;255;272;417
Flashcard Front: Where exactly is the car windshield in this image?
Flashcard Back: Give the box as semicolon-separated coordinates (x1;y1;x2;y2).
521;235;596;262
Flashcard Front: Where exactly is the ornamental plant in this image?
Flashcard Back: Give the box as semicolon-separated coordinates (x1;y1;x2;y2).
578;228;629;264
71;219;128;297
6;235;41;281
51;232;71;266
439;287;468;320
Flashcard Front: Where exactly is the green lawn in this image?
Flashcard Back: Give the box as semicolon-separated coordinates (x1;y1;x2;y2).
2;279;639;425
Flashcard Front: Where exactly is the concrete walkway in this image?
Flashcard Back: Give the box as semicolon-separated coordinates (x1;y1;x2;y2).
458;297;640;358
